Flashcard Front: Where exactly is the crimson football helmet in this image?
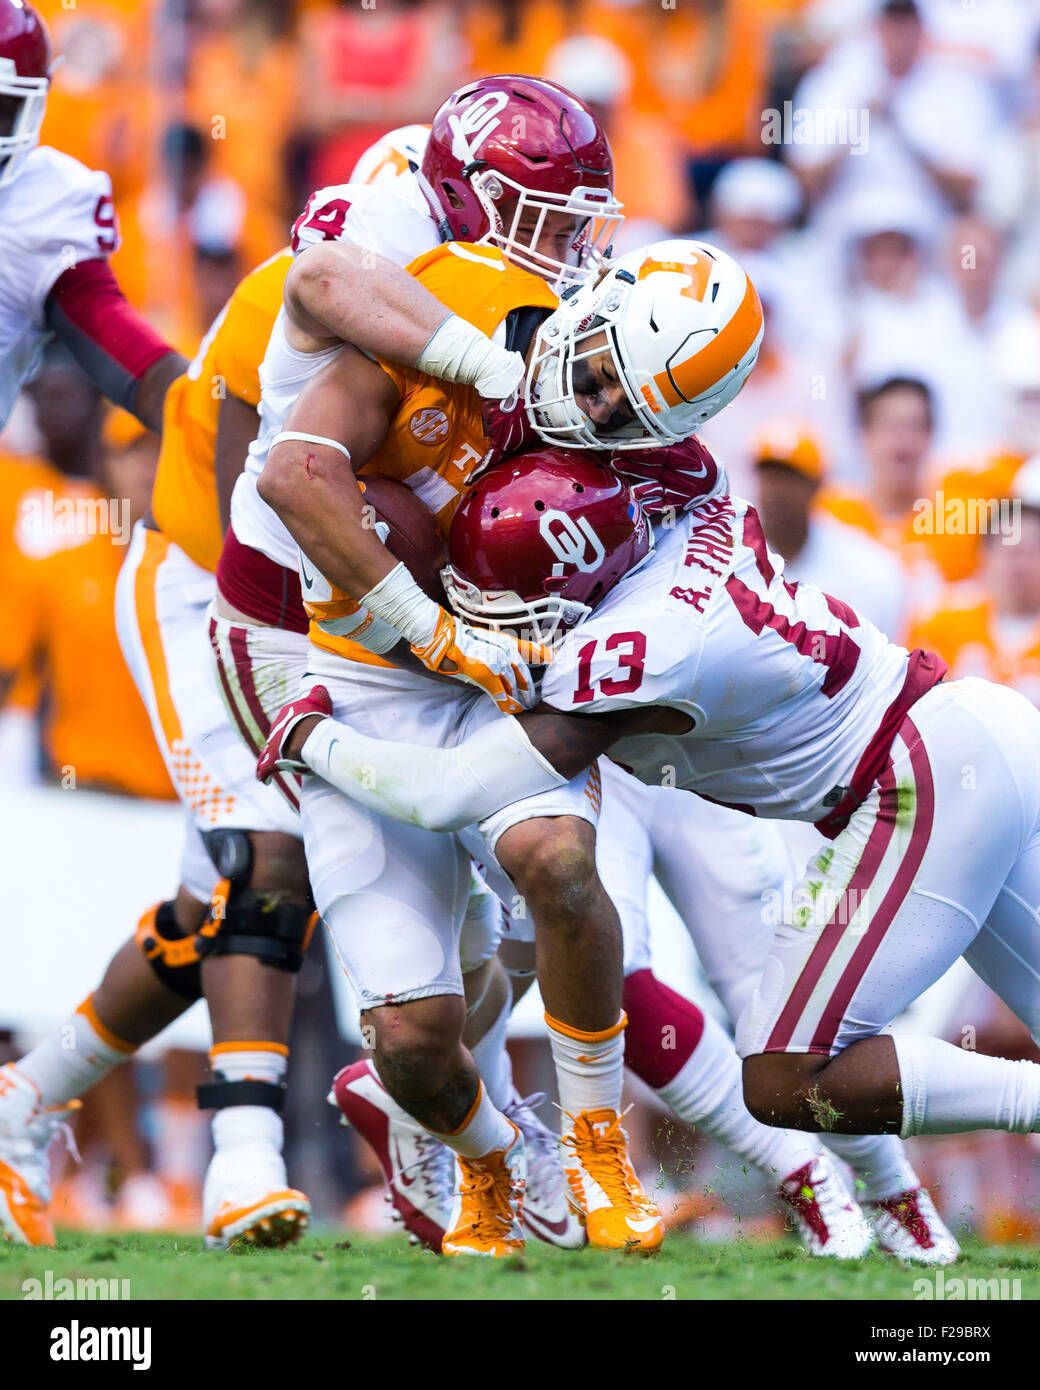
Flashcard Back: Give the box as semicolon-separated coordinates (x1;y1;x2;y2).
417;75;623;287
0;0;51;190
443;449;651;643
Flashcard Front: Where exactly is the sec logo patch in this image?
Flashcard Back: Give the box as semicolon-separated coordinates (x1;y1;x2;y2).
409;408;451;445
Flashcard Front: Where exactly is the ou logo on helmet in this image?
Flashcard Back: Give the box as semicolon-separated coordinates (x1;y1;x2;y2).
448;90;510;164
540;509;605;575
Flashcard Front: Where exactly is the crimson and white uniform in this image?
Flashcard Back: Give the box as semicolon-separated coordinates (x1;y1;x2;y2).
0;145;170;429
536;501;1040;1060
0;147;114;425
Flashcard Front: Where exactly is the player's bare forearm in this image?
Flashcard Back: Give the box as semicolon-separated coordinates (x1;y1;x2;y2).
132;352;187;433
287;242;449;358
214;393;261;534
257;346;401;599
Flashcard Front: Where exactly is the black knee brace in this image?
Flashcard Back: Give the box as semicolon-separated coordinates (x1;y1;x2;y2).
135;900;204;1001
199;829;316;973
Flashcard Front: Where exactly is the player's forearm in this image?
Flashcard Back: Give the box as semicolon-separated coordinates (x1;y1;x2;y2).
215;393;262;535
133;352;187;433
300;714;565;831
46;260;185;432
288;245;522;396
289;243;446;359
259;437;398;601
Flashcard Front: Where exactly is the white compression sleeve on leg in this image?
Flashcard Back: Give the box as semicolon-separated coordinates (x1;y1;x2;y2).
300;713;565;831
416;314;524;399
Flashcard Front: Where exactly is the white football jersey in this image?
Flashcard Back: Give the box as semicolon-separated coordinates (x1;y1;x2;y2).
230;180;440;570
0;146;117;429
539;493;923;824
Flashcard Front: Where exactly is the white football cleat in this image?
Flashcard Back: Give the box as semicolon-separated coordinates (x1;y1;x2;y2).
778;1155;874;1259
867;1187;960;1265
503;1089;586;1249
0;1064;73;1247
331;1060;455;1252
202;1118;309;1251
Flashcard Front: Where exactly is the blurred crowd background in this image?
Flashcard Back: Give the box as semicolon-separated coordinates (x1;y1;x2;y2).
3;0;1040;1245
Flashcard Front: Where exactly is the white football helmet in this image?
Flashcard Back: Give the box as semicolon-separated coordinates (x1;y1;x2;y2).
348;123;431;187
525;239;764;449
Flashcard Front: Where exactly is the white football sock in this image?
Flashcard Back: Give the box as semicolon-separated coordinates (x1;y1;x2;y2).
822;1132;919;1202
658;1011;822;1181
893;1034;1040;1136
208;1044;288;1152
16;996;134;1106
433;1082;515;1159
469;995;513;1112
547;1011;626;1123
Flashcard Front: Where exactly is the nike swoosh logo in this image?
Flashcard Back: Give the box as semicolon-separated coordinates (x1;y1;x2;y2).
392;1139;415;1188
523;1207;573;1237
300;564;315;591
626;1216;660;1233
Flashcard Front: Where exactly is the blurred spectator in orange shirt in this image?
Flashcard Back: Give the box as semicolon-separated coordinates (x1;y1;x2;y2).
543;35;694;242
462;0;572;78
0;352;172;801
112;122;262;355
909;457;1040;706
587;0;767;207
183;0;298;238
297;0;464;193
35;0;153;204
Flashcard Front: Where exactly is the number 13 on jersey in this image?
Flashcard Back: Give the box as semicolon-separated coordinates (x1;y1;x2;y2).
573;631;646;705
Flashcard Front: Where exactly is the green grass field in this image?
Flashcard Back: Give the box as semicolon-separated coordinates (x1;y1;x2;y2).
1;1233;1037;1301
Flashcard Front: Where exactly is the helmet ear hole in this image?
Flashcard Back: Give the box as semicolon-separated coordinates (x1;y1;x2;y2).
490;507;500;518
573;482;585;493
534;499;546;511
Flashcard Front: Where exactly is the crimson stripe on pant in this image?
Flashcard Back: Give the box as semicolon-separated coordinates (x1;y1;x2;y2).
764;760;899;1052
210;618;301;813
808;719;935;1053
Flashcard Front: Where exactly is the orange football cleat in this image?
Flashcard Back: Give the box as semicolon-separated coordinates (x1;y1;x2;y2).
442;1124;526;1258
561;1108;665;1252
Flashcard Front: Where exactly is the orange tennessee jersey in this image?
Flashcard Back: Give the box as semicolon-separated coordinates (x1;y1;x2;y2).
908;591;1040;707
150;250;291;574
12;483;173;799
308;242;557;666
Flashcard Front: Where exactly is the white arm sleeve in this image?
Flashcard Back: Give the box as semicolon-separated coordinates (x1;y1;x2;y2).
300;714;565;831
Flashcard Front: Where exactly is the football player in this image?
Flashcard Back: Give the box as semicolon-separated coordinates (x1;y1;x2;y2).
269;246;1040;1175
0;83;617;1250
0;0;184;432
247;224;764;1256
325;451;956;1265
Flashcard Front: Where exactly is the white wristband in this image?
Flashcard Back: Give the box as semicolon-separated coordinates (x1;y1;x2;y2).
416;314;524;400
361;560;441;647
